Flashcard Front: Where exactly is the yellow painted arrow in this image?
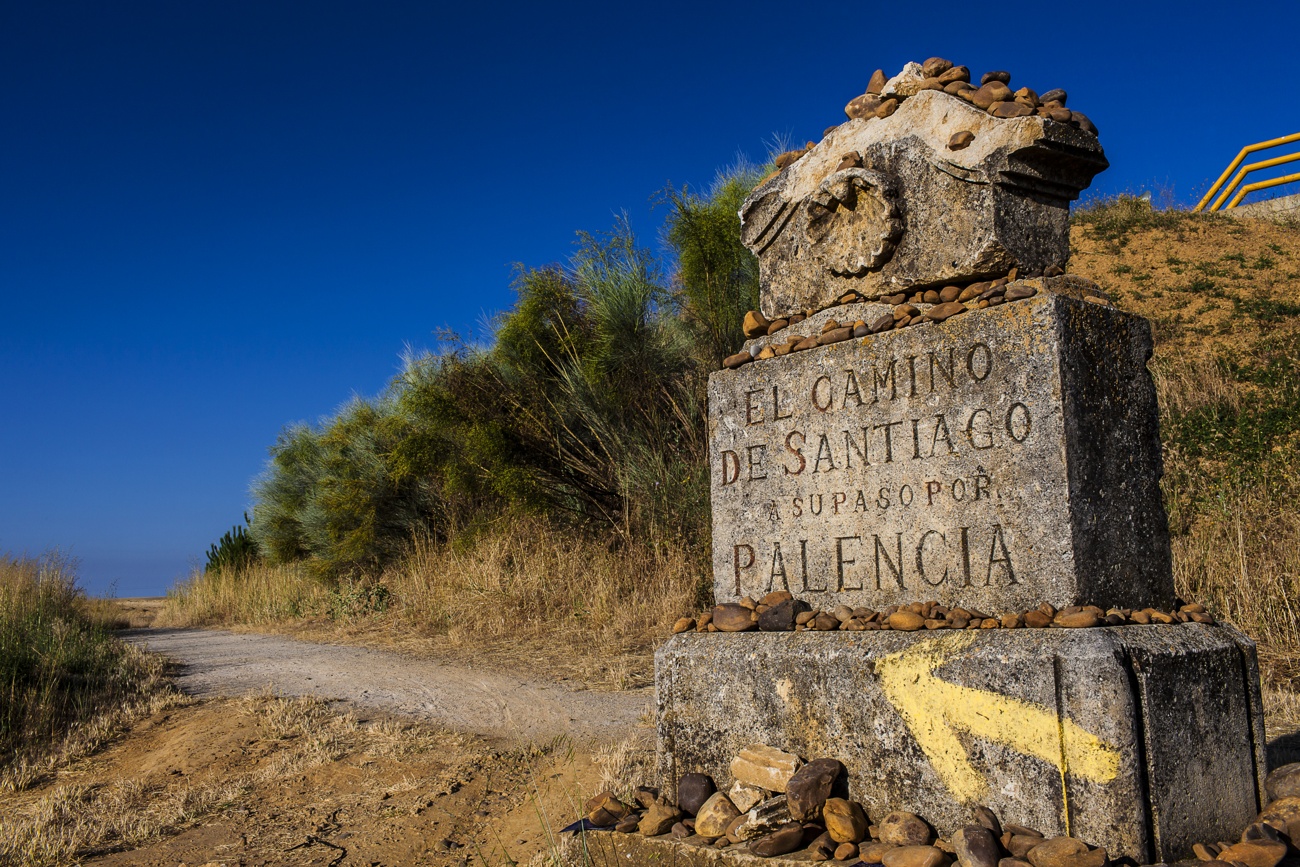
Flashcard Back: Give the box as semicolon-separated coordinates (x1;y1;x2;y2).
873;634;1121;804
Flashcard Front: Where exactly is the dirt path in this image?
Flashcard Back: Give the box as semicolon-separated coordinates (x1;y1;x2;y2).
124;627;650;745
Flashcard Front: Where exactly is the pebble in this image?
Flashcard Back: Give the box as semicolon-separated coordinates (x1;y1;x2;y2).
922;57;953;77
677;773;716;816
1265;762;1300;801
971;82;1013;109
883;845;950;867
879;811;934;846
671;821;691;839
810;831;838;860
1071;112;1098;136
813;612;840;631
1006;286;1037;301
847;93;884;120
711;603;756;632
981;70;1011;85
889;610;927;631
614;814;640;833
824;797;868;843
974;806;1003;838
722;351;751;369
786;757;846;821
925;301;967;322
759;598;804;632
585;790;632;826
945;81;976;96
1055;611;1100;628
861;841;895;863
731;745;802;793
1214;842;1286;867
766;318;788;335
954;825;1000;867
1006;836;1043;858
837;842;862;861
1039;88;1067;105
1026;836;1088;867
638;802;682;836
694;791;741;838
729;780;767;813
938;66;970;85
990;101;1033;119
672;617;694;634
948;131;975;151
1257;796;1300;837
867;69;887;94
878;98;899;118
819;326;853;345
743;310;770;338
749;821;805;857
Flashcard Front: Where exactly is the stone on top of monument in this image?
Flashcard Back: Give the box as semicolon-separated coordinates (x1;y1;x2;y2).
708;290;1174;615
741;59;1107;319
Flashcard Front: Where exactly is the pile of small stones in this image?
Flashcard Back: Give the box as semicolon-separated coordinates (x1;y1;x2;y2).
582;751;1300;865
769;57;1097;179
721;271;1115;370
671;591;1216;635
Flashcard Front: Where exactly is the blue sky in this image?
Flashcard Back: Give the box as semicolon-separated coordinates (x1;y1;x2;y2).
3;0;1298;597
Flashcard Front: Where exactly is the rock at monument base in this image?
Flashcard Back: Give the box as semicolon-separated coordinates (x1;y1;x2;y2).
656;625;1266;863
709;291;1173;614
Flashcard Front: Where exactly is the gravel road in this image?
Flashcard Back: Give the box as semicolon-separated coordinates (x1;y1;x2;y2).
124;628;650;745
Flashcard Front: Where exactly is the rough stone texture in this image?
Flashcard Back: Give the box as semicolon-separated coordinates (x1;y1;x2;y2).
656;625;1266;863
589;830;823;864
1230;192;1300;221
730;744;803;792
709;292;1173;614
739;90;1107;318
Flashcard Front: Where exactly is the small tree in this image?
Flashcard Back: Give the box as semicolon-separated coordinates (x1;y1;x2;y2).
663;167;764;362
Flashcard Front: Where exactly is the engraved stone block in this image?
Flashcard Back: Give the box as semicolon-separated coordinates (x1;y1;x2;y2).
707;292;1173;614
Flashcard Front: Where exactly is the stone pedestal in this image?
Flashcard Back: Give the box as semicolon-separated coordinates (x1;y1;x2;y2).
709;292;1174;614
656;626;1266;864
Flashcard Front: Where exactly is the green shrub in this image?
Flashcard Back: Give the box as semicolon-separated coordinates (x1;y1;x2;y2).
205;513;259;574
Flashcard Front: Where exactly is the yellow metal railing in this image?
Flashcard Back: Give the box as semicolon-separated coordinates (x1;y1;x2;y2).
1195;132;1300;211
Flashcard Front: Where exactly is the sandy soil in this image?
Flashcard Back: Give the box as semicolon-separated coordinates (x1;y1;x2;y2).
122;628;651;745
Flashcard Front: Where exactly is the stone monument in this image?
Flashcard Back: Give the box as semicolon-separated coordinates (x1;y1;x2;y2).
650;59;1268;865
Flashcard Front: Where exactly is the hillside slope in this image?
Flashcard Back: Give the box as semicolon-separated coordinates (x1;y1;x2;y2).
1070;202;1300;676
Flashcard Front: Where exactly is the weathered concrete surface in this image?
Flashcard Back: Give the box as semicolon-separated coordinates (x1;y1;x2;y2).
1229;192;1300;221
740;90;1108;317
586;830;821;864
709;291;1172;614
656;625;1266;864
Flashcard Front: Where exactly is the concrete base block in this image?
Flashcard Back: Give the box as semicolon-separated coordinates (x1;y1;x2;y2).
656;625;1266;864
586;830;818;864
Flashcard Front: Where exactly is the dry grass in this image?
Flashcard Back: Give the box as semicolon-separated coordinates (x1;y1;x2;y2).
161;518;705;687
0;553;184;794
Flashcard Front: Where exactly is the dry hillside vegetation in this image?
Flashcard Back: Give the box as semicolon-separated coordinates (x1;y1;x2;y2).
1070;202;1300;682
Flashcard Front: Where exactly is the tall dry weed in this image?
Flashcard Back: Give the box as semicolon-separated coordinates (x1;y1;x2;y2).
1152;350;1300;673
0;553;181;792
162;519;705;684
